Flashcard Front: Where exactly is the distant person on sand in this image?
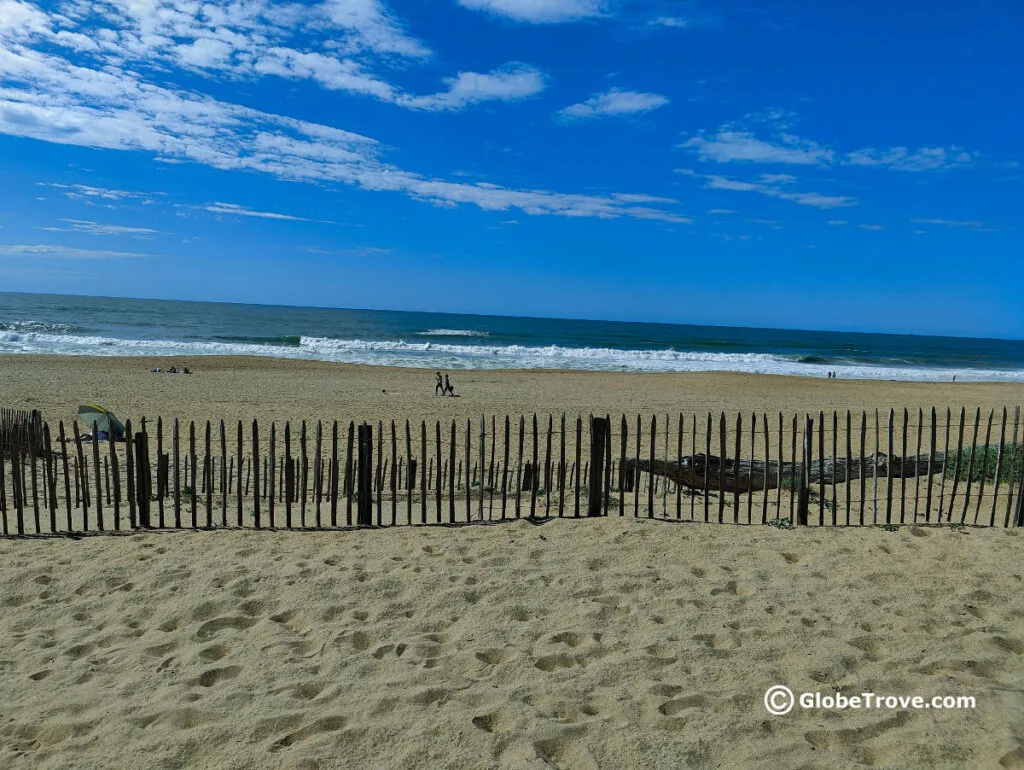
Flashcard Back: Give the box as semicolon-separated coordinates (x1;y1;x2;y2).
435;372;444;395
444;374;454;396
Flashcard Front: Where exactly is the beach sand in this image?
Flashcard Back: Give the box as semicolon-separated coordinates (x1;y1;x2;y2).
2;354;1022;430
1;356;1023;767
1;521;1022;769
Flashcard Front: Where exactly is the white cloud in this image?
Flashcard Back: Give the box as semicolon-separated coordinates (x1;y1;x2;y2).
556;88;669;121
1;0;554;112
612;193;678;204
680;130;834;165
827;220;847;225
320;0;431;58
201;202;314;221
650;16;689;28
679;170;857;209
1;5;685;225
844;147;977;172
0;243;153;258
39;218;163;236
708;208;736;214
910;217;995;232
858;224;885;231
457;0;607;23
682;111;979;172
399;64;546;111
36;182;161;203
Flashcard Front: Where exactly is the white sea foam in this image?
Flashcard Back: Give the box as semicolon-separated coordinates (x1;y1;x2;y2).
2;330;1022;382
415;329;490;337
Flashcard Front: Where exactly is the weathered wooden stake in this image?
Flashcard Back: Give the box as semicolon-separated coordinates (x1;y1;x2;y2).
357;423;373;526
588;416;608;517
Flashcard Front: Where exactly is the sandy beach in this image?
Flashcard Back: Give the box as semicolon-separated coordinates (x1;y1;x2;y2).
1;356;1023;767
2;354;1022;431
1;520;1022;768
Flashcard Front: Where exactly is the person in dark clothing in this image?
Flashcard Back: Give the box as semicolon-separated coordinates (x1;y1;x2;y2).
444;374;454;396
435;372;444;395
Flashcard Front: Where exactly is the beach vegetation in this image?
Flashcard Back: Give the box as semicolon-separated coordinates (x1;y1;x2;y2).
943;444;1023;484
769;516;792;529
778;474;802;492
880;523;900;531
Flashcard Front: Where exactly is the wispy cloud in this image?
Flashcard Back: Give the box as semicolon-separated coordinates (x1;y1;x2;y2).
827;220;847;225
300;245;391;256
858;224;885;231
0;243;153;259
0;0;549;113
399;65;546;111
2;4;683;225
457;0;608;23
679;170;857;209
844;147;977;172
556;88;669;121
650;16;690;28
36;182;162;204
708;208;736;215
910;217;997;231
681;130;833;165
612;193;678;204
200;203;315;222
681;110;979;172
38;218;164;236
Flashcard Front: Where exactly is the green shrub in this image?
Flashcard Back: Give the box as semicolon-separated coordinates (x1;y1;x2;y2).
943;444;1023;484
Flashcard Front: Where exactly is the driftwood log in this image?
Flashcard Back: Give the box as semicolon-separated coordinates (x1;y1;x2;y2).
622;452;949;495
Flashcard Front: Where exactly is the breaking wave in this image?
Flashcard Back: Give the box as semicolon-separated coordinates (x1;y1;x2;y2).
2;329;1022;382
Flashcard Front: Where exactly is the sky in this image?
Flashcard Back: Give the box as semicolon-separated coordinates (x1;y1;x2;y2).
0;0;1021;338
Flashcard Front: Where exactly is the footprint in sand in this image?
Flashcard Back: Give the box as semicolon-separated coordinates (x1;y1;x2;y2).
195;666;241;687
269;716;347;751
804;711;910;750
195;616;257;642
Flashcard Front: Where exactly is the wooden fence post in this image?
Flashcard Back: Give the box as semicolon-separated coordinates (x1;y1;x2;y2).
588;416;608;517
204;422;213;528
252;420;261;528
649;414;657;519
357;423;373;526
1015;457;1024;527
619;415;628;518
0;437;7;536
796;415;811;526
173;419;181;528
345;421;355;527
108;429;120;531
135;430;151;528
73;421;88;530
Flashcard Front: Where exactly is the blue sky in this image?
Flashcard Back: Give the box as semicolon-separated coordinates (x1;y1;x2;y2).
0;0;1021;337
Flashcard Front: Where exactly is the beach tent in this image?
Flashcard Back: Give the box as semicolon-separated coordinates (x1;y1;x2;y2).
77;405;125;439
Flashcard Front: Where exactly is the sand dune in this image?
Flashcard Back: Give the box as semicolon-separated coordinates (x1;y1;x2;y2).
2;519;1022;768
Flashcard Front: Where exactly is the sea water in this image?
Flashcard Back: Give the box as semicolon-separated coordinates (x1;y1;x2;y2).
2;292;1023;382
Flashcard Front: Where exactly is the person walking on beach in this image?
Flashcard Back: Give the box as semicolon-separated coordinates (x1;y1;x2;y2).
435;372;444;395
444;374;454;396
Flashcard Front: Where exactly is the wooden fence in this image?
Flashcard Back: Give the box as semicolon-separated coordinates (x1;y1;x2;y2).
1;406;1022;536
1;408;43;458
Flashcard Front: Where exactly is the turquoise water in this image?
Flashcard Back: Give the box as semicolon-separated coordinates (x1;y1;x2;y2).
2;292;1023;381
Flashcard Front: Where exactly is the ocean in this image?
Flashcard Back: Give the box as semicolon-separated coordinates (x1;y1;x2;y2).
2;292;1023;382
